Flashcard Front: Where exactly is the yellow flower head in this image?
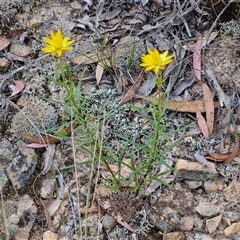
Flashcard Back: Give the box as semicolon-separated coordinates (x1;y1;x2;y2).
140;49;174;73
42;30;75;57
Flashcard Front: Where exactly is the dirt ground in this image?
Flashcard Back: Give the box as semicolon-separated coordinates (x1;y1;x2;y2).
1;0;240;240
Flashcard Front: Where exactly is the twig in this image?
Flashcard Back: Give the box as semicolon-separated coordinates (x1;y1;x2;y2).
176;0;192;37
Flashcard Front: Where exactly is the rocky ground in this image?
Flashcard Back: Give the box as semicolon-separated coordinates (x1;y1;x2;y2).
1;0;240;240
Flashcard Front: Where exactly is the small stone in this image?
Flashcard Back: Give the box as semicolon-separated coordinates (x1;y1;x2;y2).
0;138;14;162
7;141;37;189
175;159;217;181
223;180;240;202
70;0;82;9
223;211;240;222
224;222;240;238
10;43;32;57
165;232;183;240
5;214;19;239
52;212;61;231
14;194;37;240
149;207;179;233
0;57;10;68
194;233;212;240
195;202;220;217
184;180;202;189
217;184;224;191
40;178;57;199
102;214;117;230
206;214;222;233
178;216;193;231
204;181;218;193
162;207;180;226
0;163;8;190
43;230;58;240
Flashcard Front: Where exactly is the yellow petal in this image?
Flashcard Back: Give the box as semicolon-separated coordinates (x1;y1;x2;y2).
145;65;155;71
43;37;54;46
42;46;55;53
151;49;161;65
56;49;63;57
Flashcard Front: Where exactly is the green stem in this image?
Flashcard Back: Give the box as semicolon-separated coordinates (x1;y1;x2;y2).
141;71;163;186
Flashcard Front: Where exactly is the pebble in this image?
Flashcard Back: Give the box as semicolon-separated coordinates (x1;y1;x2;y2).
223;211;240;222
102;214;117;230
184;180;202;189
217;184;224;191
204;181;218;193
178;216;193;231
43;230;58;240
195;233;212;240
6;141;37;189
206;214;222;233
10;42;32;57
165;232;183;240
175;159;217;181
223;179;240;202
0;138;14;162
195;202;220;217
14;194;37;240
0;57;10;68
224;222;240;238
149;207;179;233
40;178;57;199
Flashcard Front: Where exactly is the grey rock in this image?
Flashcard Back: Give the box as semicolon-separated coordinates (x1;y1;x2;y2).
149;207;180;233
184;180;202;189
6;141;37;189
175;159;217;181
194;233;212;240
102;214;117;230
0;164;8;190
223;179;240;202
195;202;220;217
14;194;37;240
40;178;57;199
223;211;240;222
0;138;14;162
206;214;222;234
6;214;19;239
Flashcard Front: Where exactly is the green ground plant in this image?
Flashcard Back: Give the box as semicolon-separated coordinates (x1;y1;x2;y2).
41;30;188;194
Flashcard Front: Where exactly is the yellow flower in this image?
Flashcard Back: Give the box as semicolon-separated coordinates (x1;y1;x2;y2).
42;30;75;57
140;49;174;73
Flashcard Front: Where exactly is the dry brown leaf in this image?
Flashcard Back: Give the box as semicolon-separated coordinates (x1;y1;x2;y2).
202;83;214;136
207;148;240;162
0;29;26;51
193;36;202;81
120;72;144;105
196;109;209;138
202;31;219;47
20;123;79;144
96;62;104;85
137;95;219;113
